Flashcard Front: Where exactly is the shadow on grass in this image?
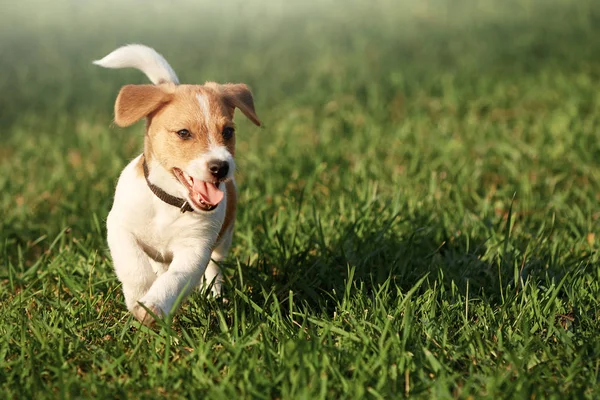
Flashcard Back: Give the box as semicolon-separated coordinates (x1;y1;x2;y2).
224;210;485;312
225;205;590;316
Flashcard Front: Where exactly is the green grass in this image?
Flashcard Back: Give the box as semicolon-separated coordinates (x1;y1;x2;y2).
1;0;600;398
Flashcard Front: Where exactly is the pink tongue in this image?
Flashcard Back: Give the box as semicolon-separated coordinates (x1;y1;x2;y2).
192;179;224;206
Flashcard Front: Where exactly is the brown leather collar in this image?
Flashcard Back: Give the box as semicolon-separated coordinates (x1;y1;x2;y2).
142;157;194;213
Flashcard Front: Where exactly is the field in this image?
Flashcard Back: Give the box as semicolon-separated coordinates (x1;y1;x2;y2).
1;0;599;398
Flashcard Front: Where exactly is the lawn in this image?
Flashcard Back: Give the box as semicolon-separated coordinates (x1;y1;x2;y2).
1;0;599;398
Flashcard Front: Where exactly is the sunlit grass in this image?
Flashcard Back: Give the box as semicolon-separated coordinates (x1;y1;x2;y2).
1;0;599;398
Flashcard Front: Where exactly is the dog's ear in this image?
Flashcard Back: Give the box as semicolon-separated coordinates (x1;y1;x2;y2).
114;84;172;127
219;83;261;127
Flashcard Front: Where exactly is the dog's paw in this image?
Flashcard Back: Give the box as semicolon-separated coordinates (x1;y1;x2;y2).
210;283;223;298
208;285;229;304
132;303;163;326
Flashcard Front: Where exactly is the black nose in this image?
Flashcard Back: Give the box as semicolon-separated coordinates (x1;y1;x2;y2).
207;160;229;180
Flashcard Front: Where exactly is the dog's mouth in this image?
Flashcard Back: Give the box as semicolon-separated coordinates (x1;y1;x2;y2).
172;168;224;212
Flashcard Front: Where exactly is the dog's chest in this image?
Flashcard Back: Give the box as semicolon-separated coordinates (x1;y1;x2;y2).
111;156;226;266
135;207;222;259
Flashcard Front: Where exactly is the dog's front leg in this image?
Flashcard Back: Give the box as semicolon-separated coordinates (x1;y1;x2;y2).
136;246;211;324
107;221;157;319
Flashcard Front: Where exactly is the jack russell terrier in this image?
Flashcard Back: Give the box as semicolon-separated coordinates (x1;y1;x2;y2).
94;44;260;326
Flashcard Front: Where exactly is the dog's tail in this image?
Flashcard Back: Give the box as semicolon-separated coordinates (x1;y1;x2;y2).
93;44;179;85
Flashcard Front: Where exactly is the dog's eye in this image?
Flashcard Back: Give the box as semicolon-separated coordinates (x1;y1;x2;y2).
176;129;192;140
222;127;235;140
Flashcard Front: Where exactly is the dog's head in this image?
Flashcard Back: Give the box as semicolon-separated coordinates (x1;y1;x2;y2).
115;82;259;211
95;45;260;212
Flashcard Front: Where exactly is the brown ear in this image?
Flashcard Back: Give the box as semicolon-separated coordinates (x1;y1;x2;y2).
220;83;261;126
114;84;172;127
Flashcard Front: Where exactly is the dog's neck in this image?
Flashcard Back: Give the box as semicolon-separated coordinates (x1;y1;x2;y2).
142;155;193;213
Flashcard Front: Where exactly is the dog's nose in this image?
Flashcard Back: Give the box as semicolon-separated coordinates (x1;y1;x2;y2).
207;160;229;180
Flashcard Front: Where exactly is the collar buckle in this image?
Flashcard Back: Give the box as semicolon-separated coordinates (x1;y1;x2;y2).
180;201;190;213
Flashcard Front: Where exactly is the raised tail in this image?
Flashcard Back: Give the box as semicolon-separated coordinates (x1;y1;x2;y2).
93;44;179;85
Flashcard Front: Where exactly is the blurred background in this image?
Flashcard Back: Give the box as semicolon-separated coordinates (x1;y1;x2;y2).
1;0;599;276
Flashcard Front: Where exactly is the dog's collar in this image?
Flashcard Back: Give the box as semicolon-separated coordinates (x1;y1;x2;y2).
142;157;194;213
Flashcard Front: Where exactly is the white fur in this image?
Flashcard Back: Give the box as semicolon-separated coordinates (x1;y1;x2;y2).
96;44;243;325
107;155;230;320
186;146;235;183
196;94;216;147
148;157;188;199
196;94;211;125
93;44;180;85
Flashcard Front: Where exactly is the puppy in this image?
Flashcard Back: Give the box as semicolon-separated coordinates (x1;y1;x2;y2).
94;44;260;325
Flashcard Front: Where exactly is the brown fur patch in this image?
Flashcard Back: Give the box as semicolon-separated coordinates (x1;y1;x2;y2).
205;82;261;127
141;85;239;173
217;181;237;244
135;155;145;178
115;82;259;173
114;84;173;127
